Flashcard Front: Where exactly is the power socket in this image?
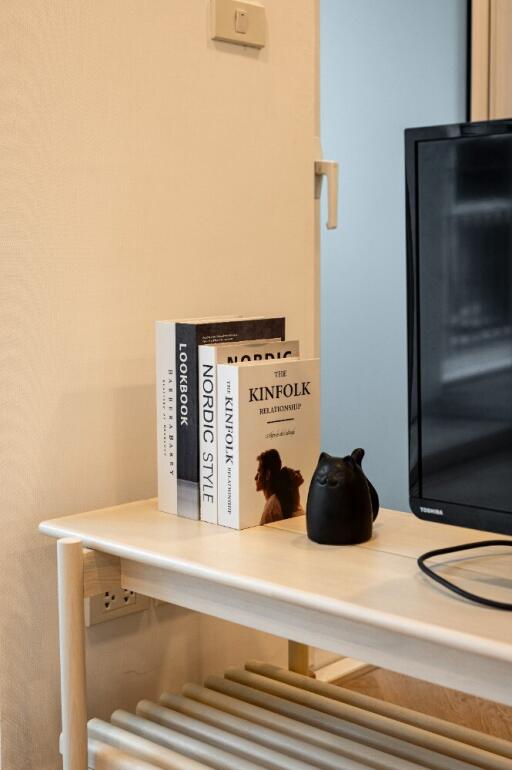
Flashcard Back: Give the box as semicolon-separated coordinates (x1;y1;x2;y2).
103;588;135;611
85;587;150;627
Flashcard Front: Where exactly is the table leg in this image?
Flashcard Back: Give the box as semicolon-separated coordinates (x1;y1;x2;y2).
288;641;309;675
57;537;88;770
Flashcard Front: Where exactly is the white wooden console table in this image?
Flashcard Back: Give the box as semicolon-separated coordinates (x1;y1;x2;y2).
39;500;512;769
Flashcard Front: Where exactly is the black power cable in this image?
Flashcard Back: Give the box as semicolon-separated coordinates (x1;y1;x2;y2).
417;540;512;611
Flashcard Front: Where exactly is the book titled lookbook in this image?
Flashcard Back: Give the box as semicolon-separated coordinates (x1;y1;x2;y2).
156;316;285;518
217;357;320;530
199;338;300;523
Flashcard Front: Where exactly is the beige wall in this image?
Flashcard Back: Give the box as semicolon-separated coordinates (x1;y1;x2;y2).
0;1;319;767
471;0;512;120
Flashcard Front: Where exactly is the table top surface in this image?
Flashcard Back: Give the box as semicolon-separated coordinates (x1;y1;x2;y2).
40;499;512;664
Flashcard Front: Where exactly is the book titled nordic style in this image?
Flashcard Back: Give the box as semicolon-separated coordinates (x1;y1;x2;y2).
156;316;285;518
198;338;300;524
217;357;320;530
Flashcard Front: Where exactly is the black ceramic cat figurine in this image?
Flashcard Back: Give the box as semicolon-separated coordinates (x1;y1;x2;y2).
306;449;379;545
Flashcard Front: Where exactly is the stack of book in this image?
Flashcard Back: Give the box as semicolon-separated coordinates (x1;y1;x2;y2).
156;316;319;529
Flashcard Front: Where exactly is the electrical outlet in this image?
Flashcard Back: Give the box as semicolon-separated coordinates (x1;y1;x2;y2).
85;587;150;626
103;588;135;611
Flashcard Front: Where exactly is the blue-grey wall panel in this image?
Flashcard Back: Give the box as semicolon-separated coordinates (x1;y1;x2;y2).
320;0;467;511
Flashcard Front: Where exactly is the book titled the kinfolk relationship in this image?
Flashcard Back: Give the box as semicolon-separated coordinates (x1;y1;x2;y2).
198;338;300;524
156;316;285;518
217;357;320;530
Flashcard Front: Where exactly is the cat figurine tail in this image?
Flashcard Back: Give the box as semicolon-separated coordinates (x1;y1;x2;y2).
306;448;379;545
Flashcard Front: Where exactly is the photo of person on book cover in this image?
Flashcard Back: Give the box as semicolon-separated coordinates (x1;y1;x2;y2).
255;449;305;525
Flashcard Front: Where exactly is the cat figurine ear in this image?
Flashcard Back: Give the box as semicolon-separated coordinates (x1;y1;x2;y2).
351;448;379;521
351;448;365;465
306;448;379;545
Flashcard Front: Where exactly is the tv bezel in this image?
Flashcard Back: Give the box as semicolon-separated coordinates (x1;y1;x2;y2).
405;118;512;536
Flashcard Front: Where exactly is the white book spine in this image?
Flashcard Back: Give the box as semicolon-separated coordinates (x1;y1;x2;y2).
217;366;240;528
198;346;217;523
156;322;177;513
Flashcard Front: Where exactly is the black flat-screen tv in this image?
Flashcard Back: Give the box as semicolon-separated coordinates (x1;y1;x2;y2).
406;118;512;535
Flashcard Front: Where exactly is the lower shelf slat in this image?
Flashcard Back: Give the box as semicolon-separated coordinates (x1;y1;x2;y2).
86;661;510;770
158;691;363;770
88;738;162;770
135;699;315;770
205;673;478;770
181;683;418;770
111;710;263;770
244;661;512;760
225;666;511;770
88;719;211;770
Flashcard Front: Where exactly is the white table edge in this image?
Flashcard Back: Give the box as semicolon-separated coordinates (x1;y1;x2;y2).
38;518;512;667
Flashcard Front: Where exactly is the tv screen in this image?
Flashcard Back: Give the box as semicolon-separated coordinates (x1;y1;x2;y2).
406;119;512;535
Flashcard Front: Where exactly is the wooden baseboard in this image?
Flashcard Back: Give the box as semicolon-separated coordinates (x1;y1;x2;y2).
314;657;374;684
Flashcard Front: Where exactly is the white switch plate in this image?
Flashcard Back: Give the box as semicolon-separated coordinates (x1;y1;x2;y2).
211;0;266;49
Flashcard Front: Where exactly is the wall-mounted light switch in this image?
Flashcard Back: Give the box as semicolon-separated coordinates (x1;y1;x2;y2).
235;9;249;34
211;0;266;49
